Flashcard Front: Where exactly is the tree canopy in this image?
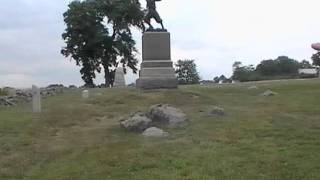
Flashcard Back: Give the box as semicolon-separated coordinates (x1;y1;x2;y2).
256;56;300;76
61;0;145;87
175;60;200;85
232;56;314;82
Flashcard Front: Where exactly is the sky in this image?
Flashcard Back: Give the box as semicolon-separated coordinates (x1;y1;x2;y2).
1;0;320;88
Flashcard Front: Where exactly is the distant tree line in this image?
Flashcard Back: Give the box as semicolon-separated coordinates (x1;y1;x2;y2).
231;56;316;82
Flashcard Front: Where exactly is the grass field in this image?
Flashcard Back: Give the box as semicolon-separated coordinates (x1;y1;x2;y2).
1;79;320;180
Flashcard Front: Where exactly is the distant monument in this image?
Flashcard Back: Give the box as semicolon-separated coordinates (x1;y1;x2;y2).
136;0;178;89
114;67;126;87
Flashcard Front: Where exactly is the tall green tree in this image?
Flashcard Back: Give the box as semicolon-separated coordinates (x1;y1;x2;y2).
61;0;144;87
256;56;300;76
175;60;200;85
311;52;320;67
232;61;256;82
61;1;104;87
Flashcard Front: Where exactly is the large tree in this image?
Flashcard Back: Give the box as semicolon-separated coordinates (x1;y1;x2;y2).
232;61;255;82
61;1;103;87
175;60;200;85
61;0;144;87
256;56;300;76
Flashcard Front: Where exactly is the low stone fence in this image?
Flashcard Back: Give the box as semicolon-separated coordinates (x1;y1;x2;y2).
0;86;65;107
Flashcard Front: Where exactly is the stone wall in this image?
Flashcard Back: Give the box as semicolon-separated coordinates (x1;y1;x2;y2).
0;86;65;107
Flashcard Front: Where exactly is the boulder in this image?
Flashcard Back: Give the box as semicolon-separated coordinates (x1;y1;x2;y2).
149;104;188;128
261;90;278;96
208;106;225;116
120;112;152;132
0;96;16;106
248;85;258;90
142;127;169;137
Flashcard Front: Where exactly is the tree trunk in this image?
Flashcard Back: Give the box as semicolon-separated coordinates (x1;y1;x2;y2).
104;66;112;88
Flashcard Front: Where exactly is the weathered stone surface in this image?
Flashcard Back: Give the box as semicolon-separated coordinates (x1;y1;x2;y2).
142;32;171;60
120;112;152;132
114;67;126;88
141;61;173;68
149;104;187;128
208;106;225;116
82;90;89;99
248;85;258;90
137;78;178;90
15;90;32;102
0;86;64;107
137;32;178;89
32;85;41;113
5;88;16;96
0;96;16;106
142;127;169;137
261;90;278;96
140;67;176;78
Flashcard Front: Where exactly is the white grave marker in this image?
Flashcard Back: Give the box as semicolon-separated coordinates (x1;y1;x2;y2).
82;90;89;99
32;85;41;113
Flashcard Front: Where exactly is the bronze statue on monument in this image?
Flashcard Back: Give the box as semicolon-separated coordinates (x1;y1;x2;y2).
144;0;166;32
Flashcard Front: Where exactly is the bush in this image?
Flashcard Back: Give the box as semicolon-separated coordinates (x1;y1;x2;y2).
0;88;7;96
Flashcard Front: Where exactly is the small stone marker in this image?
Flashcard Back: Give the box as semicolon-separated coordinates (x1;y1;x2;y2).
248;85;258;90
208;106;225;116
32;85;41;113
261;90;278;96
142;127;169;137
82;90;89;99
113;67;126;88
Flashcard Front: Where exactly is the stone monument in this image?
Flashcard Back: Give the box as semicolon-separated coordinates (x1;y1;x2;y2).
32;85;41;113
137;0;178;89
114;67;126;87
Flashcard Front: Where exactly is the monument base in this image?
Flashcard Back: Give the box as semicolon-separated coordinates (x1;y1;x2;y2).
137;77;178;89
137;31;178;90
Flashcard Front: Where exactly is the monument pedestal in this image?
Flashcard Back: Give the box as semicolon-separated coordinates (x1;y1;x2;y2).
137;32;178;89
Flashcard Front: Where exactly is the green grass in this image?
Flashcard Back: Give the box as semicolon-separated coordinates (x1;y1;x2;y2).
0;79;320;180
